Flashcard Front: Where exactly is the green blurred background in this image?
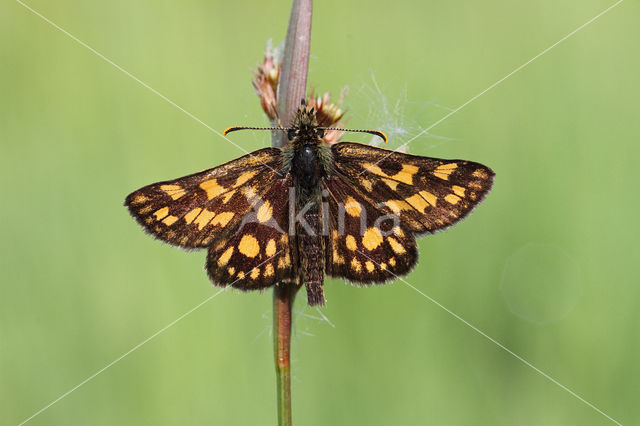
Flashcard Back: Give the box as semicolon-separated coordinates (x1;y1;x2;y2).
2;0;639;424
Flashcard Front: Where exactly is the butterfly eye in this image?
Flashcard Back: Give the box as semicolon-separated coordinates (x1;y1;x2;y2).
287;129;297;140
315;128;325;138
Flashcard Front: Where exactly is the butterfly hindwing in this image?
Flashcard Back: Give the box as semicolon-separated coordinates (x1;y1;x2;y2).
332;142;494;235
323;176;418;284
125;148;282;248
206;177;294;290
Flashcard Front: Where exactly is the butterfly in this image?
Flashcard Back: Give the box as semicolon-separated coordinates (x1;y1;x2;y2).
125;102;494;306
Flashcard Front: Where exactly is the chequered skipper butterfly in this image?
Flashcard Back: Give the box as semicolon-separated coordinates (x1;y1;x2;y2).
125;101;494;305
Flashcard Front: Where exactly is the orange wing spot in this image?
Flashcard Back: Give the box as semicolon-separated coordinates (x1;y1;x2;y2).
278;253;291;269
250;267;260;279
184;208;202;224
382;178;398;191
389;257;396;267
194;209;215;230
238;234;260;258
405;193;429;214
160;184;186;200
138;205;152;215
228;267;236;276
211;212;234;227
333;248;345;265
264;264;275;277
346;235;357;251
153;207;169;220
130;194;150;205
472;169;489;179
452;185;466;197
351;258;362;273
344;197;362;217
361;178;373;191
237;271;245;279
393;227;404;237
257;201;273;223
445;194;462;205
162;215;179;226
419;190;437;207
235;170;259;186
221;190;236;204
362;163;418;185
362;163;386;178
391;164;419;185
365;261;375;272
200;178;225;200
362;227;383;251
266;239;276;257
218;246;234;266
388;237;406;254
380;262;387;271
433;163;458;180
243;186;258;200
385;199;412;215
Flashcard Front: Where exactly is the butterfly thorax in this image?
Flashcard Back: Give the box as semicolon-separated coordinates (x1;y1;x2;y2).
282;108;333;196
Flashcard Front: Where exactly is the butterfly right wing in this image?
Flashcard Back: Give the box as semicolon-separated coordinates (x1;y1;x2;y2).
331;142;494;235
323;176;418;284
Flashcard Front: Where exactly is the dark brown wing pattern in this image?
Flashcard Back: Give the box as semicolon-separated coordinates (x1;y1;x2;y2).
125;148;295;289
332;142;494;235
324;142;494;284
206;176;294;290
125;148;281;248
323;175;418;284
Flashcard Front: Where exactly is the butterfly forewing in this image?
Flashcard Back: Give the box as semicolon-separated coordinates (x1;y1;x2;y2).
332;142;494;235
125;148;282;248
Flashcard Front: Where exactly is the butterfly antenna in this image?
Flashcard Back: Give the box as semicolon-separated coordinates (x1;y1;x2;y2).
320;128;388;144
223;126;287;135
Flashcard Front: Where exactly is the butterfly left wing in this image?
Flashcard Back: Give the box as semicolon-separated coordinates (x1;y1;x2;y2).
125;147;295;291
125;148;282;248
206;176;295;291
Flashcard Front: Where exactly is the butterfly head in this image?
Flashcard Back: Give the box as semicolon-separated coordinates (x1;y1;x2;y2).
288;104;324;142
222;98;387;144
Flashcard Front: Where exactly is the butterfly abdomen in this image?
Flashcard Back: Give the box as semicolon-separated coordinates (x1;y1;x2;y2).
298;209;326;305
288;141;329;305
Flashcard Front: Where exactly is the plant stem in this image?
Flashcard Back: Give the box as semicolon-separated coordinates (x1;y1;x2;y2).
273;284;297;426
273;0;312;148
272;1;312;425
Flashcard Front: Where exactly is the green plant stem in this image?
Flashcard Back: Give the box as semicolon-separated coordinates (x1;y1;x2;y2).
271;1;312;425
273;284;297;426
